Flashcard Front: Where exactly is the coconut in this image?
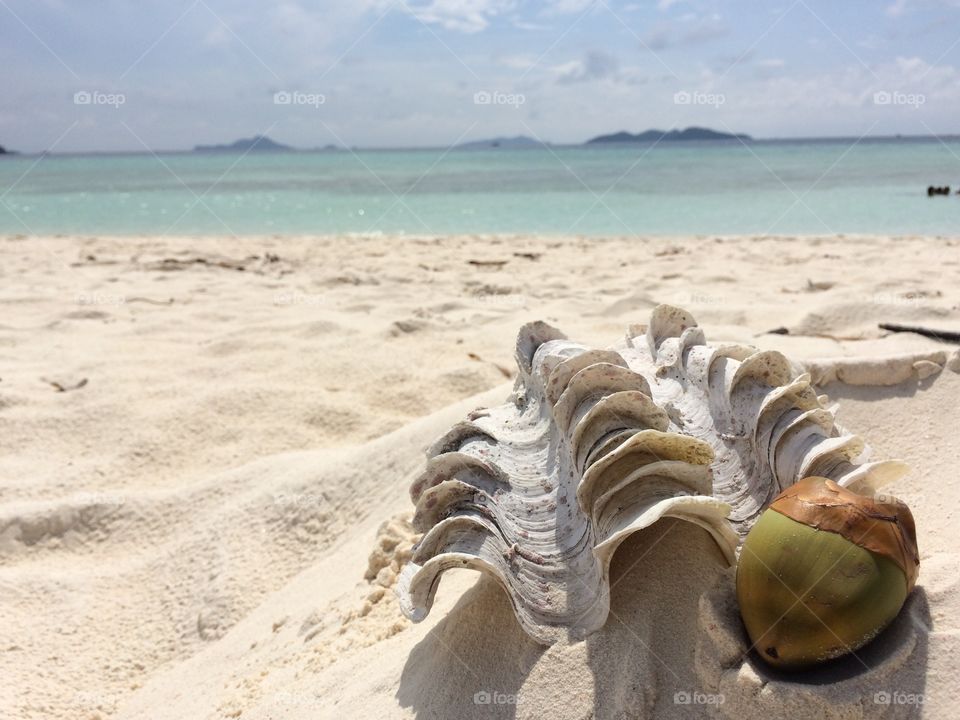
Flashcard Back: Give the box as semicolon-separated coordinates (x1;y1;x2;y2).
736;476;920;668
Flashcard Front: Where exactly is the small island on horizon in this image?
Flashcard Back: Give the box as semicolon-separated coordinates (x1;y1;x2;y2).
457;128;750;150
193;135;292;153
188;127;751;156
586;126;751;144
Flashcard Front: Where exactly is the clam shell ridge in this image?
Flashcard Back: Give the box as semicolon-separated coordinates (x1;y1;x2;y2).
395;305;908;644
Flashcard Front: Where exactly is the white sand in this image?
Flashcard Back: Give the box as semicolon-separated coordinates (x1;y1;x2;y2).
0;233;958;719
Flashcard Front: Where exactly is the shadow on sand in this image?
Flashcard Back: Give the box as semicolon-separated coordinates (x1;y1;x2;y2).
396;519;732;719
395;572;546;720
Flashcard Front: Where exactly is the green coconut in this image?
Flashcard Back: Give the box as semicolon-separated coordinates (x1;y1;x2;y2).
736;476;919;669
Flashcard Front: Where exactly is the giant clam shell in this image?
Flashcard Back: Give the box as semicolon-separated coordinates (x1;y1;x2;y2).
396;305;908;643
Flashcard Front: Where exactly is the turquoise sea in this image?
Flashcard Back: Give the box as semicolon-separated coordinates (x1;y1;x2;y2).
1;139;959;236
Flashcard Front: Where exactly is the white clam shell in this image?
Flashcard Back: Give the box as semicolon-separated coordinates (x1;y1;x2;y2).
396;304;907;643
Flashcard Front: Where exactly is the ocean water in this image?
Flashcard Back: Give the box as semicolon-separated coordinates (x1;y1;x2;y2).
1;139;959;236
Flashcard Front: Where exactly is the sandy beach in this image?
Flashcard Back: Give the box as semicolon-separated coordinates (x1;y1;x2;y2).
1;232;959;719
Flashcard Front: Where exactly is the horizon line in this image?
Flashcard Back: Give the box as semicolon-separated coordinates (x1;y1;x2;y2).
4;131;960;157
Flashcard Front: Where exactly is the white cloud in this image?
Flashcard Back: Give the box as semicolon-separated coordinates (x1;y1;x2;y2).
406;0;595;32
555;51;619;84
886;0;960;15
542;0;596;13
405;0;516;32
886;0;911;16
642;14;728;49
508;18;552;30
743;56;960;114
267;0;393;61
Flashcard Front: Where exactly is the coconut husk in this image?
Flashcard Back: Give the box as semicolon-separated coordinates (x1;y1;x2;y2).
769;476;920;592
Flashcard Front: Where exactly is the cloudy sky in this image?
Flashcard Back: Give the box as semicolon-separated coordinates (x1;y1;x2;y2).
2;0;959;153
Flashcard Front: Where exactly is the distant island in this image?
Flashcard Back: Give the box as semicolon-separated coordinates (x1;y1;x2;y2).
0;145;9;155
193;135;292;153
586;127;751;144
456;136;547;150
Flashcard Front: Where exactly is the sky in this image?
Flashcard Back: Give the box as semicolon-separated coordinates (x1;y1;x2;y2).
2;0;960;153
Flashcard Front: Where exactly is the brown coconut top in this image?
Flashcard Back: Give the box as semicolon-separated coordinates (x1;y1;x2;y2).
769;476;920;592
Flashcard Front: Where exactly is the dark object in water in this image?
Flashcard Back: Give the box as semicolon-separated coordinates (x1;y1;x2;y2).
879;322;960;343
927;185;951;196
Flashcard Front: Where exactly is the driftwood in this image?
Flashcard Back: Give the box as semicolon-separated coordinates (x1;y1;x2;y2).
127;296;174;305
41;377;88;392
878;323;960;343
467;259;509;268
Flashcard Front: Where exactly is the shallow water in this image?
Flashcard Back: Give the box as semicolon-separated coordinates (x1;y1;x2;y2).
1;139;958;236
